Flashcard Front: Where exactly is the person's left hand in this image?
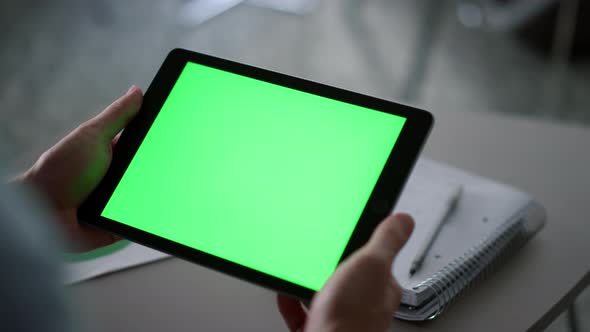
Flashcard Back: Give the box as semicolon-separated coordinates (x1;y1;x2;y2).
17;86;143;252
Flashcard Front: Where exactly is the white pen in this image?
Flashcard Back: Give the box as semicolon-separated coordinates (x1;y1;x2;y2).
409;185;463;276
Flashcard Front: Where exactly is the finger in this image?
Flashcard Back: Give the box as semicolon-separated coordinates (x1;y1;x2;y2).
85;86;143;140
276;294;307;332
72;224;122;252
112;131;122;147
365;213;414;263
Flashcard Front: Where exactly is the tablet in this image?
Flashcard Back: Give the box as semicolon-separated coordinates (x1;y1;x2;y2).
79;49;433;300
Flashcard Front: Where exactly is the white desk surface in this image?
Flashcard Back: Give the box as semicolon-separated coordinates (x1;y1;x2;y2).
70;109;590;332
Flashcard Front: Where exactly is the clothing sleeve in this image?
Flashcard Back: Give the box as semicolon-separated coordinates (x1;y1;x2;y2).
0;183;71;332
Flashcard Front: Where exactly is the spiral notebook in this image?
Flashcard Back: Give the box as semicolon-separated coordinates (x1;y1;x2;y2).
390;158;546;321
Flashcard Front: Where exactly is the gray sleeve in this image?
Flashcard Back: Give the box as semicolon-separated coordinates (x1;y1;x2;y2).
0;183;71;332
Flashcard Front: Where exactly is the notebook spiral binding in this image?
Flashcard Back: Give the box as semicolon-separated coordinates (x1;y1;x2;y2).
412;204;533;320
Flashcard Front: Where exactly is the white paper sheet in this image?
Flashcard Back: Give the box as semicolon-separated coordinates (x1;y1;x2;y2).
64;241;169;285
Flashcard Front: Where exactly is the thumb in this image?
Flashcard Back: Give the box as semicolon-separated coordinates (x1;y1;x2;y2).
365;213;414;263
84;86;143;140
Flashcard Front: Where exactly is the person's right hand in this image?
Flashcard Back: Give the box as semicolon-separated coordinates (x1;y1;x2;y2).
277;213;414;332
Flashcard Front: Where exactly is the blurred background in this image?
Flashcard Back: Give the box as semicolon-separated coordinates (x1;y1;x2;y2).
0;0;588;330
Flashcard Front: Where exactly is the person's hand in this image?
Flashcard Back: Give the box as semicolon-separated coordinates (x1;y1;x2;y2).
277;213;414;332
17;86;143;252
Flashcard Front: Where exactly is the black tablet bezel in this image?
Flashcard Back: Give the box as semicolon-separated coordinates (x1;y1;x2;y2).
78;48;433;301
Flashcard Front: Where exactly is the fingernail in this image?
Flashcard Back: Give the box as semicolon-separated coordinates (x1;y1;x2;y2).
393;213;414;237
127;85;138;95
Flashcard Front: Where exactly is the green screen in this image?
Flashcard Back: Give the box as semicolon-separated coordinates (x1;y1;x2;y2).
101;62;406;290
